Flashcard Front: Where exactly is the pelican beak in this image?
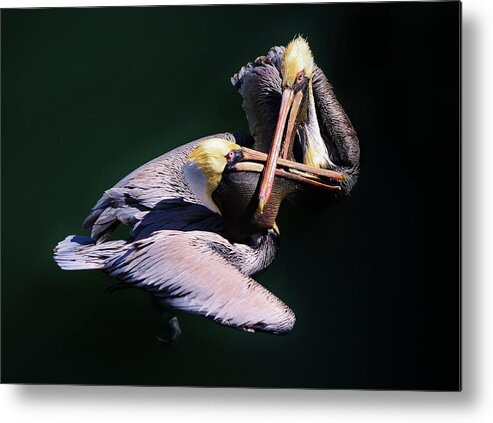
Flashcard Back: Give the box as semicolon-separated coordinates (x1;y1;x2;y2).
257;87;304;214
234;148;343;192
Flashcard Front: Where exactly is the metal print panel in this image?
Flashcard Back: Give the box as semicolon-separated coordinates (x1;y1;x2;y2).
1;1;461;390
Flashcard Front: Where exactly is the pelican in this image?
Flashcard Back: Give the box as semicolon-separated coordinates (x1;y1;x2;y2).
231;36;360;212
54;36;356;341
54;134;342;339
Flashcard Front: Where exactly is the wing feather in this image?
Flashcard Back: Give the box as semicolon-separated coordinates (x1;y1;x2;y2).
106;230;295;334
83;134;238;240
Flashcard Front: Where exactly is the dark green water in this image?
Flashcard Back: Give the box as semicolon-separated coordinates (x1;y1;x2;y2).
1;2;460;389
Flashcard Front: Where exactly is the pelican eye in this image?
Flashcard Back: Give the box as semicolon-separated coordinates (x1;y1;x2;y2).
296;71;304;84
225;149;243;167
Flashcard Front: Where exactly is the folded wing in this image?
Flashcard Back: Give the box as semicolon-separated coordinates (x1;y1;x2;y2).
83;134;237;241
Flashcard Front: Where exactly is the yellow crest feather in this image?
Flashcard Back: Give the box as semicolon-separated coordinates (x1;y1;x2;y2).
188;138;240;199
281;36;315;87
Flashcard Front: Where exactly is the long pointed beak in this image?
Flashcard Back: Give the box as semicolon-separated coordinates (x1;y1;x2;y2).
257;88;304;214
234;148;344;191
281;90;304;160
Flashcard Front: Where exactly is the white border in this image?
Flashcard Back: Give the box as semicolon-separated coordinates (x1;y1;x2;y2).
1;0;378;7
2;0;493;422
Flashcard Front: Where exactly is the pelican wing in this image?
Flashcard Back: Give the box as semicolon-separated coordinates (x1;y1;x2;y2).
106;230;295;334
83;134;238;240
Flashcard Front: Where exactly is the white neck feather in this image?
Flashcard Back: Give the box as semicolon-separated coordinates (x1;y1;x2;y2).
184;161;222;215
302;84;333;169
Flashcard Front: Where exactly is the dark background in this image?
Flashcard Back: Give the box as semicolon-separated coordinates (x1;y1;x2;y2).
1;2;460;390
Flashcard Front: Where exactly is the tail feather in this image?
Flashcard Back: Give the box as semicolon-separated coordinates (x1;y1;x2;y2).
54;235;127;271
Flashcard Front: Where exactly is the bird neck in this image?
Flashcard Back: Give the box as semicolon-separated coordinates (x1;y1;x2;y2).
184;161;222;215
241;230;279;277
213;171;296;243
301;83;332;169
311;66;360;171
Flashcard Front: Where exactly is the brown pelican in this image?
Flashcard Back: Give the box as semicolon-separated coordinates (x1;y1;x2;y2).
54;134;342;339
54;36;356;341
231;36;360;212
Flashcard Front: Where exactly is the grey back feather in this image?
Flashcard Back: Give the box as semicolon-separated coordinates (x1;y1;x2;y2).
83;133;237;241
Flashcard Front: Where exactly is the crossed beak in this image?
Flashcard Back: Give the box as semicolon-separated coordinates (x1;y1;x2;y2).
232;87;345;214
230;86;344;214
257;87;305;214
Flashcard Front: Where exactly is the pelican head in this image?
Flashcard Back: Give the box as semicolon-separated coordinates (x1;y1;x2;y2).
185;138;243;215
185;136;341;241
257;36;331;214
281;36;314;89
185;137;281;241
